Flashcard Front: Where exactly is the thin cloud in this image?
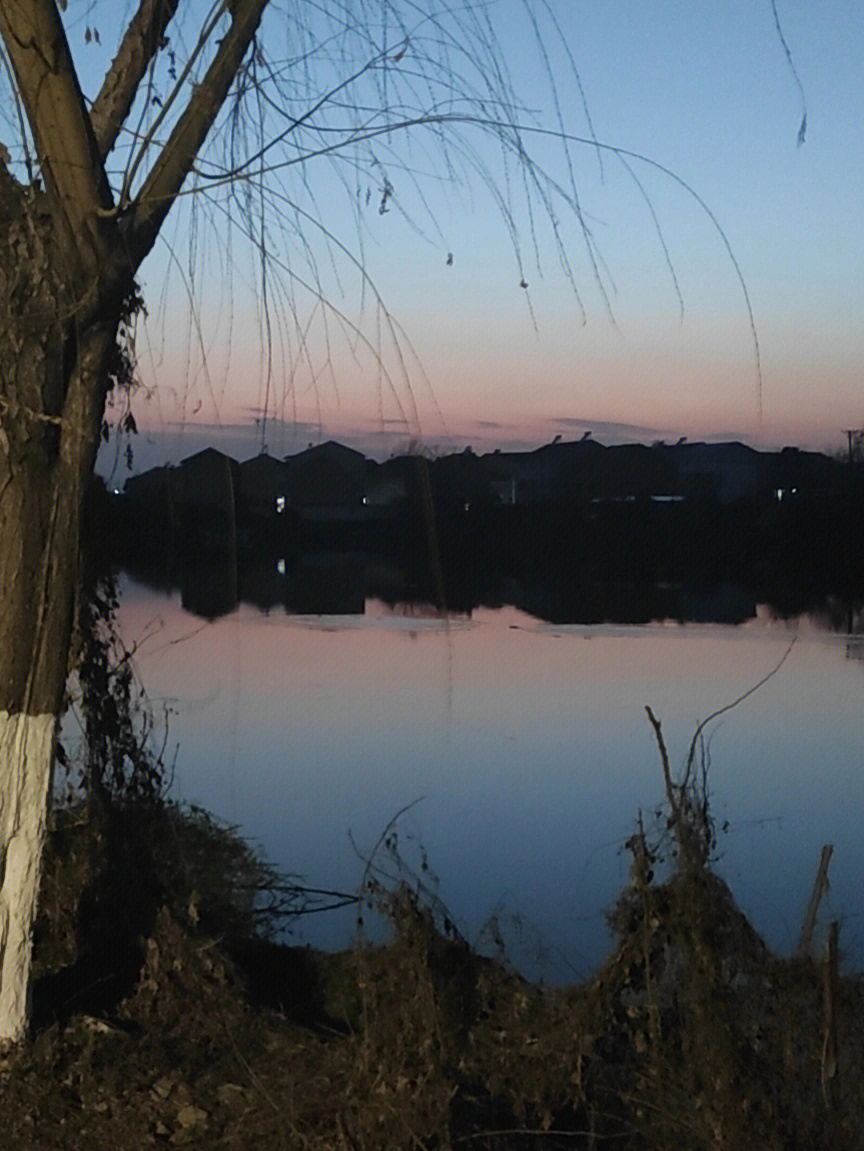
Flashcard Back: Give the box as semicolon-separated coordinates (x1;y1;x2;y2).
545;416;669;441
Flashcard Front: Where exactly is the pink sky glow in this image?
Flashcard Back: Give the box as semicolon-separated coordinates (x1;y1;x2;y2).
97;2;863;475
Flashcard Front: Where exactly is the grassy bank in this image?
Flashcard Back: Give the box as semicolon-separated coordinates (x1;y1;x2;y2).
2;795;862;1150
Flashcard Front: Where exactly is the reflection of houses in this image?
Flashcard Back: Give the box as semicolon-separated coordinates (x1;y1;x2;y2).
113;430;860;627
180;549;238;619
286;553;365;614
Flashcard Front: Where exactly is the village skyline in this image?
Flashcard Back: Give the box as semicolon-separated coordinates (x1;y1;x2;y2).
100;416;861;487
117;433;860;528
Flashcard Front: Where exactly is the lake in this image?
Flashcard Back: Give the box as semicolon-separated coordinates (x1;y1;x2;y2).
110;579;864;982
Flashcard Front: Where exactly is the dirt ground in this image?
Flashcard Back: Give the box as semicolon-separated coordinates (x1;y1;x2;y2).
4;802;864;1151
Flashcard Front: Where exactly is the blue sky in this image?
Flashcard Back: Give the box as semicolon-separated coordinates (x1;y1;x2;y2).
75;0;864;472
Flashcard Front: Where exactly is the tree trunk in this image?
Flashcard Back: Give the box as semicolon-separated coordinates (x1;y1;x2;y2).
0;0;268;1044
0;322;119;1042
0;165;122;1040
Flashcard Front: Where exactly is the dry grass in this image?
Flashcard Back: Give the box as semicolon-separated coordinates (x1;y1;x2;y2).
6;794;864;1150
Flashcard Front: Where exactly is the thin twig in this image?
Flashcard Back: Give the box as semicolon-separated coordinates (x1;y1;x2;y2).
799;844;833;957
684;636;797;788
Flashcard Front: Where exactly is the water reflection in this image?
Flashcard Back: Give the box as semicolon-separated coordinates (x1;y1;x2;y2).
113;580;864;982
124;541;864;637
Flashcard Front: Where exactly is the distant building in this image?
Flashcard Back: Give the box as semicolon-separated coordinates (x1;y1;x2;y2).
123;463;176;508
180;447;239;510
364;462;408;508
481;441;607;506
592;443;671;502
178;447;240;544
285;441;366;516
526;438;608;504
675;442;768;504
238;452;291;520
769;446;841;502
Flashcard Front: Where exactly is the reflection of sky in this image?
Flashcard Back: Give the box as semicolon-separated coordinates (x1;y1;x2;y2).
72;1;864;475
114;584;864;980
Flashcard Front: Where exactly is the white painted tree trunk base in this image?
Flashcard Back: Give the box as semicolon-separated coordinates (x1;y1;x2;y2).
0;711;55;1044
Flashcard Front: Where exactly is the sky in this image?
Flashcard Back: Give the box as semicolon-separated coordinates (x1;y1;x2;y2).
70;1;864;474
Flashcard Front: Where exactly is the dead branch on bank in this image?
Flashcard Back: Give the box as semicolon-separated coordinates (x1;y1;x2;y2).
645;636;797;874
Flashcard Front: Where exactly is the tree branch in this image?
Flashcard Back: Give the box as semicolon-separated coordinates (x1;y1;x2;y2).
126;0;267;269
0;0;113;274
89;0;179;159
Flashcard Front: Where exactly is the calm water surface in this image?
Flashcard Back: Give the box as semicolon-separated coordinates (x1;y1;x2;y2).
113;579;864;981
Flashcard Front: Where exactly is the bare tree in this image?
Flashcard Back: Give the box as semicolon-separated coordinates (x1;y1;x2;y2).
0;0;275;1042
0;0;621;1044
0;0;778;1042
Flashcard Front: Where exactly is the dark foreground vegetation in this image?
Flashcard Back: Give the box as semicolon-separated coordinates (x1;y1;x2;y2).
6;786;863;1151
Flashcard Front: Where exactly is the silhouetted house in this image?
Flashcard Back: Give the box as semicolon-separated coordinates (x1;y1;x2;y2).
488;474;519;505
430;447;493;512
180;447;239;508
529;438;608;504
123;463;176;511
675;442;768;504
178;447;239;544
481;440;607;506
364;460;407;509
285;441;366;517
508;448;555;503
592;443;676;502
480;451;527;505
117;464;179;554
238;452;291;520
366;453;433;524
769;446;840;502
